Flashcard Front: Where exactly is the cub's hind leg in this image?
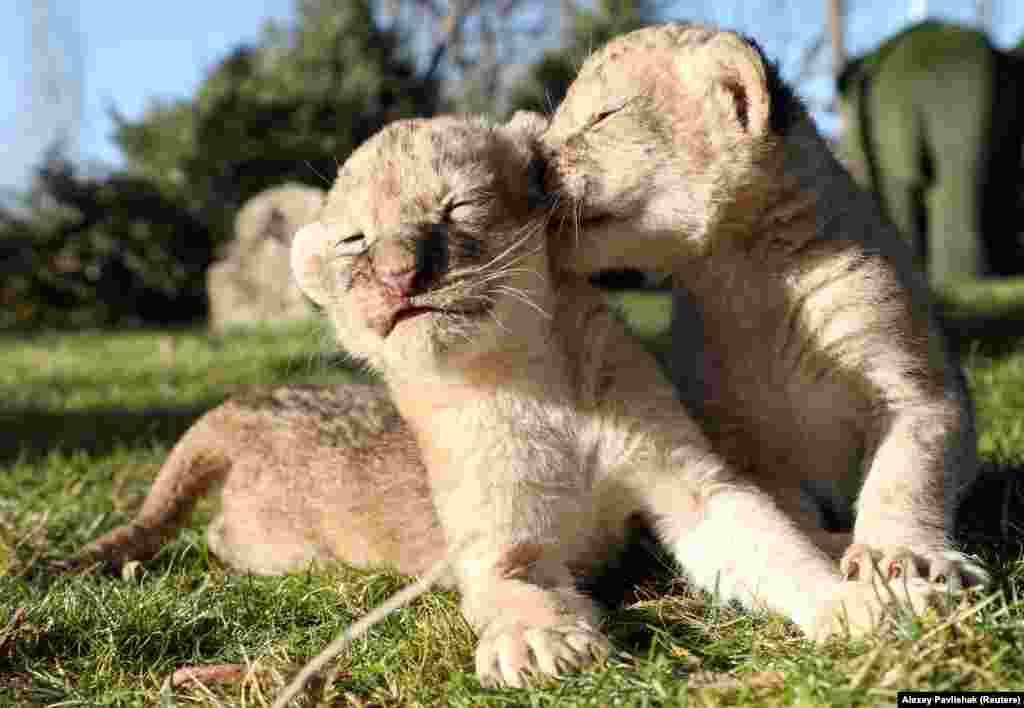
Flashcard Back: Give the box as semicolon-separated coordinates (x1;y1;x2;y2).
73;410;234;572
639;448;945;641
586;308;842;636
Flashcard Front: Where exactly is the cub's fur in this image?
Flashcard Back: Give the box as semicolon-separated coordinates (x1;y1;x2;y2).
78;112;941;686
289;114;953;679
542;23;985;590
77;384;444;577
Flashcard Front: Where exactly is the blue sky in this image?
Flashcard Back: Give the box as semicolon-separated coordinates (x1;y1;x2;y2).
3;0;1023;193
3;0;292;191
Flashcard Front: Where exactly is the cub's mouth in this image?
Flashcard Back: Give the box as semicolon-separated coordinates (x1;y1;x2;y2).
383;302;492;337
390;305;441;330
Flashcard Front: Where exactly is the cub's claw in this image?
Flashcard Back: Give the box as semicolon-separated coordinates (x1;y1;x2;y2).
475;620;611;688
840;543;989;589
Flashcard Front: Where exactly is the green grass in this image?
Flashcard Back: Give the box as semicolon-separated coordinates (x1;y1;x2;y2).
2;286;1024;706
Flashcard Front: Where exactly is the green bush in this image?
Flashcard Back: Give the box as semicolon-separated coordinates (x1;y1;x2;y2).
0;159;212;328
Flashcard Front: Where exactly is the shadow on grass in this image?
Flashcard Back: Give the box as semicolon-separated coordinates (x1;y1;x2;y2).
956;461;1024;553
942;305;1024;357
0;402;219;465
1;348;370;466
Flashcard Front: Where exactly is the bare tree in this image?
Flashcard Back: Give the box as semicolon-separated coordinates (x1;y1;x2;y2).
26;0;84;161
827;0;845;80
976;0;991;33
560;0;576;47
381;0;562;114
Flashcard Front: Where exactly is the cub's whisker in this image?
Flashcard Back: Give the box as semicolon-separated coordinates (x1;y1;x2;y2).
494;286;552;320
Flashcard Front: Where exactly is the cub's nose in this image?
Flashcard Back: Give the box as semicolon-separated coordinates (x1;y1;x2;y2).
372;238;422;297
376;265;417;296
372;228;448;297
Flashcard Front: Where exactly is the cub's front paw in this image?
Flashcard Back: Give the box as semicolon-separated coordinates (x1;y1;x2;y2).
841;543;989;589
474;619;611;688
806;576;941;642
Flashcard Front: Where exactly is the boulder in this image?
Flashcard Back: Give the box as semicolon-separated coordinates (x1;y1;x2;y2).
208;183;324;330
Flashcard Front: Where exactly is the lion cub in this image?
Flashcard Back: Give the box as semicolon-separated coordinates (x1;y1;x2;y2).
287;114;942;684
77;112;940;688
542;23;986;589
75;383;445;578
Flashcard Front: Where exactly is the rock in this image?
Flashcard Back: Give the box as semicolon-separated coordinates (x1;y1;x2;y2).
207;183;324;331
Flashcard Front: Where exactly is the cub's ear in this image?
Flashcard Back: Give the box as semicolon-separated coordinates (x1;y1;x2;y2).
262;207;289;245
681;31;773;138
505;110;550;139
290;222;330;306
503;111;553;208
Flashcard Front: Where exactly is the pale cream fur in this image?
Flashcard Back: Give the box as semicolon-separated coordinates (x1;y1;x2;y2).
542;22;985;631
73;39;974;685
286;113;949;686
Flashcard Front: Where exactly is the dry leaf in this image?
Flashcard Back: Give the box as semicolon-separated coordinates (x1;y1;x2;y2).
171;663;248;688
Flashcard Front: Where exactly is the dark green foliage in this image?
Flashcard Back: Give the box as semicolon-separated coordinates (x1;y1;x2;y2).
110;99;195;205
115;0;439;243
507;52;580;117
506;0;658;116
0;158;213;329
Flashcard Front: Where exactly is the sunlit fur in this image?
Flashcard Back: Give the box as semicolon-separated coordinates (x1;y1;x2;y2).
291;117;562;380
76;89;968;690
543;22;986;619
291;112;952;684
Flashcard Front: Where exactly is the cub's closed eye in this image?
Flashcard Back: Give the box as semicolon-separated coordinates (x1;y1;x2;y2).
588;101;627;129
335;234;366;253
445;201;478;221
